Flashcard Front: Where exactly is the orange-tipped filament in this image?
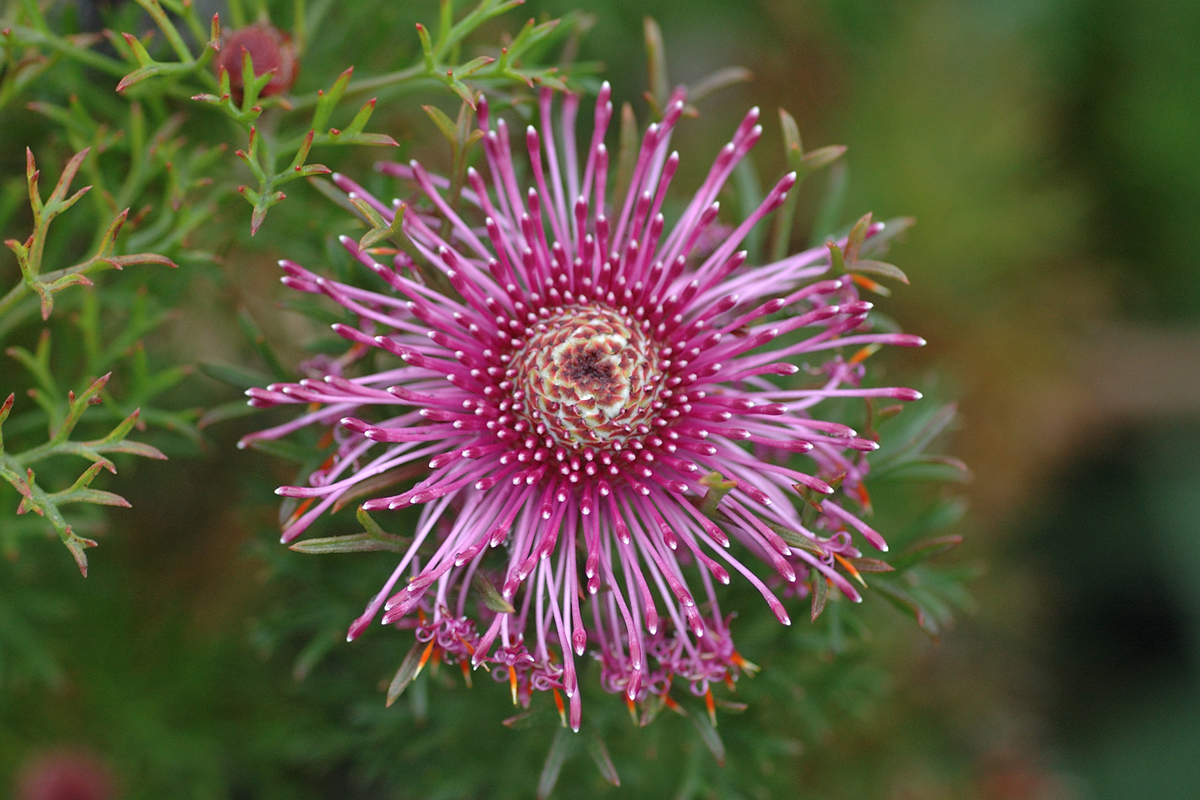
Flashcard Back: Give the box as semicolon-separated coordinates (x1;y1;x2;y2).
553;688;567;727
853;481;873;513
414;641;435;680
850;273;891;296
833;552;868;587
316;427;335;449
849;342;882;365
283;497;315;530
730;651;760;676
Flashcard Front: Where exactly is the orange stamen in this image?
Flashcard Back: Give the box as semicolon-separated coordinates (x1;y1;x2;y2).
850;273;891;296
284;497;315;529
317;428;335;450
460;659;472;688
849;342;882;365
731;651;760;676
413;640;435;682
509;668;519;705
853;481;873;512
625;695;638;726
723;672;736;692
663;694;686;716
553;688;567;727
705;686;717;727
834;552;868;587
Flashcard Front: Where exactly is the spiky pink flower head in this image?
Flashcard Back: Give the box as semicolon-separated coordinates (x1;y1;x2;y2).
242;84;925;729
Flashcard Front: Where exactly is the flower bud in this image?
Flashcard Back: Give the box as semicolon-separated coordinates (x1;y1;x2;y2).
216;23;297;100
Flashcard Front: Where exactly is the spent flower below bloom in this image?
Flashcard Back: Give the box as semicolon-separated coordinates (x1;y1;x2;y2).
241;84;925;729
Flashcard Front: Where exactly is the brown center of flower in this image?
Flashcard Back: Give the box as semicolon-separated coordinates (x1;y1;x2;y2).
511;305;663;448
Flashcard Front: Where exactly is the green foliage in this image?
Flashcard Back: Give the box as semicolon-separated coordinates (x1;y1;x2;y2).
0;144;178;574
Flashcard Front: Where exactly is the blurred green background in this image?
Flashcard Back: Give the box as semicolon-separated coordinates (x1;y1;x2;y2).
3;0;1200;797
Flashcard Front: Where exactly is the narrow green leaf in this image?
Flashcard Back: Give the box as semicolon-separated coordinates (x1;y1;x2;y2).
643;17;669;114
587;731;620;786
387;639;427;706
690;66;752;104
238;308;290;381
811;570;828;621
852;259;909;284
764;521;826;557
801;144;847;172
536;727;575;800
292;628;339;682
198;400;260;429
689;709;726;767
474;573;516;614
843;212;872;263
848;557;895;573
246;438;316;463
612;102;638;212
423;104;459;145
859;216;916;258
311;66;353;134
453;55;494;79
887;535;963;572
198;362;274;391
288;532;409;554
53;488;131;508
873;581;940;641
0;393;14;451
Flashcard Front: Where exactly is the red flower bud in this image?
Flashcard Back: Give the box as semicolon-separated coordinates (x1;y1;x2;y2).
215;24;297;101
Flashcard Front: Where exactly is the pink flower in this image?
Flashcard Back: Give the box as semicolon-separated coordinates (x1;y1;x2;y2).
16;750;115;800
242;84;924;729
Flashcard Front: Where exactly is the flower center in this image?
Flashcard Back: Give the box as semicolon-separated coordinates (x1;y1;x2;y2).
511;305;663;449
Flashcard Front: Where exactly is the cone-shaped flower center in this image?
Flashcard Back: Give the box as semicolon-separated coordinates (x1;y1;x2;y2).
512;304;662;449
